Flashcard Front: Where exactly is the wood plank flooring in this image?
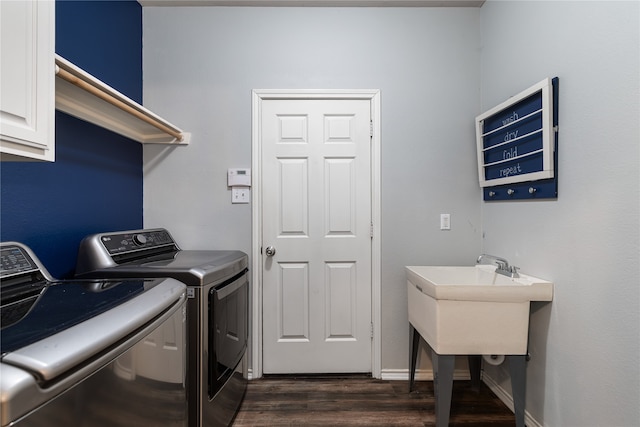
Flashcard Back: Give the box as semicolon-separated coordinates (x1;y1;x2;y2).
232;375;516;426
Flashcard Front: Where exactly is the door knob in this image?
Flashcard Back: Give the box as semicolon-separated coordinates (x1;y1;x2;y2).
265;246;276;257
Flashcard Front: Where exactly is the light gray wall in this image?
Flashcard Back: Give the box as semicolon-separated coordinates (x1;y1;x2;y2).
479;1;639;426
142;7;482;372
143;2;640;425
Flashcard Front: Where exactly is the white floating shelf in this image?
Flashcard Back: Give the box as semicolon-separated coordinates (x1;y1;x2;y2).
55;54;190;145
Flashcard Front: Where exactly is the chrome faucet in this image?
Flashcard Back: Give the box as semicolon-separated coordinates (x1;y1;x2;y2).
477;254;520;278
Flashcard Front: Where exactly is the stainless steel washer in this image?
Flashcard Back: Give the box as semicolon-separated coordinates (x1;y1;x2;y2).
1;242;188;427
75;228;248;427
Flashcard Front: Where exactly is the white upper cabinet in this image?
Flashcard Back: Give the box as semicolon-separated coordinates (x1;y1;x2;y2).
1;0;55;162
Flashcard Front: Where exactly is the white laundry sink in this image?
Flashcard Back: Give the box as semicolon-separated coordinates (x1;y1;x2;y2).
406;265;553;355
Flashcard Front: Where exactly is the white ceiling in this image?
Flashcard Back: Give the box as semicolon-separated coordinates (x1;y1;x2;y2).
138;0;484;7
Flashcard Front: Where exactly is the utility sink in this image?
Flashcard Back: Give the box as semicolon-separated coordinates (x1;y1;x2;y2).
406;265;553;355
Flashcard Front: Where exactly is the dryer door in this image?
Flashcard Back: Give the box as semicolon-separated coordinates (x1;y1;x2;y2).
207;269;248;399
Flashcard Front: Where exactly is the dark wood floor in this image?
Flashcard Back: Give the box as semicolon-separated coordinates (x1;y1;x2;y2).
232;375;516;426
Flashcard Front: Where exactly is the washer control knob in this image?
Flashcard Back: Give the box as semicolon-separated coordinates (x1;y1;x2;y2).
133;234;147;246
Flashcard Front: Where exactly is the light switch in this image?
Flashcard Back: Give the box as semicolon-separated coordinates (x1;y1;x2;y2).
440;214;451;230
232;188;250;204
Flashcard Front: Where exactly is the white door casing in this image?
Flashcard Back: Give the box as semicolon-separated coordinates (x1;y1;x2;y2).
251;90;381;378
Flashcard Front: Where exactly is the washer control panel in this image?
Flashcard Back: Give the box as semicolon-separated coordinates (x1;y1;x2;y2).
100;229;176;255
1;245;38;277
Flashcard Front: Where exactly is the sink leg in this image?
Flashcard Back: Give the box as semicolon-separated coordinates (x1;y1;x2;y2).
468;355;482;392
409;325;420;392
508;355;527;427
432;351;455;427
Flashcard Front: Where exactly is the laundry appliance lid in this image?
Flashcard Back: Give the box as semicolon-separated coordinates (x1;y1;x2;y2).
79;249;248;287
1;277;185;381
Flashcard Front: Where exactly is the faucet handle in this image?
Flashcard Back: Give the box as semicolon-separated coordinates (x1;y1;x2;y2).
509;266;520;278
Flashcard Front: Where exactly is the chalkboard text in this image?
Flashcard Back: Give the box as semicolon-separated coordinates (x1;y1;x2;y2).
503;147;518;159
504;130;519;142
500;163;522;177
502;111;519;126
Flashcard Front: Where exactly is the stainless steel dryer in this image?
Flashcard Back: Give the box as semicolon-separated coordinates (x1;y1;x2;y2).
75;228;248;427
1;242;188;427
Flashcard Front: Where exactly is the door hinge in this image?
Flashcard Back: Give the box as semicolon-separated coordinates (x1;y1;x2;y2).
370;120;373;138
370;222;374;239
370;322;374;339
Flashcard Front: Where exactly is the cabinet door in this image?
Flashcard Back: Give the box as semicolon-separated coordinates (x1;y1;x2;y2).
1;0;55;162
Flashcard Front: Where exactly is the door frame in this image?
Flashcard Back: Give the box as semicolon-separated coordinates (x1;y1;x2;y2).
251;89;381;379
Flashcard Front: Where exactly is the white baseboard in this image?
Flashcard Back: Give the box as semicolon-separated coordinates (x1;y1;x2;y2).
481;373;542;427
248;369;470;381
380;368;471;381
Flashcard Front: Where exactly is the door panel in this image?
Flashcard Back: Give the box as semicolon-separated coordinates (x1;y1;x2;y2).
279;158;308;235
325;261;357;339
279;262;309;341
262;98;372;374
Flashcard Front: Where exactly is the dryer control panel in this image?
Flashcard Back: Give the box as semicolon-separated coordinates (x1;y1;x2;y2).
99;229;177;255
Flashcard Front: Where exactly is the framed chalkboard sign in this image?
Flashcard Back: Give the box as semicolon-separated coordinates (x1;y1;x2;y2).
476;78;559;200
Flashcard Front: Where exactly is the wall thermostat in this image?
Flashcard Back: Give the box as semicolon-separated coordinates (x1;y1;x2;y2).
228;168;251;187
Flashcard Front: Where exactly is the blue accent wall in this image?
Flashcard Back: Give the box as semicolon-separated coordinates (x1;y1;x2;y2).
0;1;143;278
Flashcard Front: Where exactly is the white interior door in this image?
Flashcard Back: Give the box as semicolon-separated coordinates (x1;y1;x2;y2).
260;97;372;374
